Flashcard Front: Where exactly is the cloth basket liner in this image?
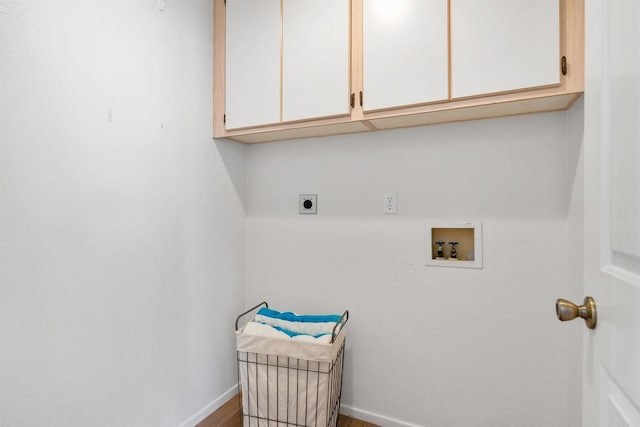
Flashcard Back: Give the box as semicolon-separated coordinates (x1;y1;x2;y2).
236;325;345;426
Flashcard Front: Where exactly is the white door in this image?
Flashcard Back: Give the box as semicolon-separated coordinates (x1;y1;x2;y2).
282;0;350;122
450;0;560;98
582;0;640;426
226;0;281;129
362;0;448;111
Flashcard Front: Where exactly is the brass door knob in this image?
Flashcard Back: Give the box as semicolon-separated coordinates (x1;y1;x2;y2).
556;296;597;329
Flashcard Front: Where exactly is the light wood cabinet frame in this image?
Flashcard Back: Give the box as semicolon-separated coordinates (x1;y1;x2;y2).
213;0;583;144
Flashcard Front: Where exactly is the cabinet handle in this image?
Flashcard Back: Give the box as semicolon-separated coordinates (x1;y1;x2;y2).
359;91;363;107
350;93;355;109
561;56;567;75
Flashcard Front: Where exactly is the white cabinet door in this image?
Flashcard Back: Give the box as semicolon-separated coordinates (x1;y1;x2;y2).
363;0;448;111
451;0;560;98
226;0;280;129
282;0;350;122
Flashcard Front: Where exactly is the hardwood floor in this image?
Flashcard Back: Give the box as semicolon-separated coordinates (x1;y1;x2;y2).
197;394;378;427
335;415;379;427
196;394;242;427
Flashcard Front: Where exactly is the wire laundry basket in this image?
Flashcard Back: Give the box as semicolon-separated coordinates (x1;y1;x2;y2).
235;302;349;427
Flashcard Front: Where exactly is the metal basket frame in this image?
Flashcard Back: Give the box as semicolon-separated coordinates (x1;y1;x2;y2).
235;302;349;427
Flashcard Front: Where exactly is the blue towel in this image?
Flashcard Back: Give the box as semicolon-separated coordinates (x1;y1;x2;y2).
257;307;341;323
255;307;343;337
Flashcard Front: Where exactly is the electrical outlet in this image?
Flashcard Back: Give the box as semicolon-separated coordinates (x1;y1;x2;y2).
384;192;397;214
299;194;317;214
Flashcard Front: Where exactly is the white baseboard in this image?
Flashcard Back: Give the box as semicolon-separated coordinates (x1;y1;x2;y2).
340;404;423;427
179;387;419;427
178;383;239;427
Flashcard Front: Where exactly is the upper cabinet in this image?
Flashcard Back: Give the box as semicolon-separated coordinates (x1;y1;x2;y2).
214;0;584;143
451;0;560;98
363;0;448;111
223;0;350;130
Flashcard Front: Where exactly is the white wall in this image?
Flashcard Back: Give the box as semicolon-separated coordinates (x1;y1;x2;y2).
246;113;575;426
0;1;245;426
